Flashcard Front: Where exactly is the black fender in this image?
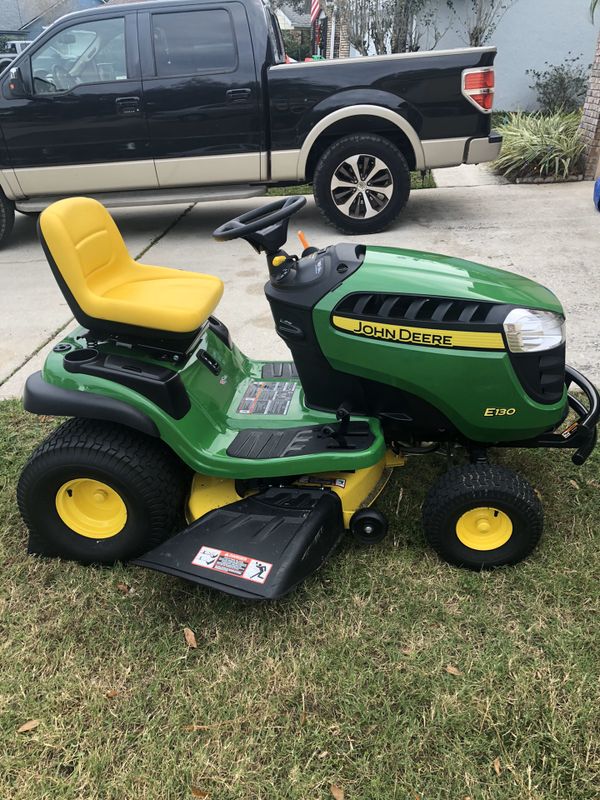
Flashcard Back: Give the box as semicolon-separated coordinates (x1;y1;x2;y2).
23;371;159;438
297;92;424;176
301;88;423;139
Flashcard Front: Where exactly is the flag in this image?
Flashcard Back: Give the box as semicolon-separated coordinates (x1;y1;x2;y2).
310;0;320;25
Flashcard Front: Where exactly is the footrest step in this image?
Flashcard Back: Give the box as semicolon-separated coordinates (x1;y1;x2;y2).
227;422;374;459
261;362;298;379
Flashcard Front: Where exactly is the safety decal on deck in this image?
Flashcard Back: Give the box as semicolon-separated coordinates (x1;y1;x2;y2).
237;381;296;415
297;475;347;489
192;546;273;584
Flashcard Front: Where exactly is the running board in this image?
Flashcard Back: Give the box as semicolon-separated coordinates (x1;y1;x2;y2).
15;184;266;213
133;487;344;599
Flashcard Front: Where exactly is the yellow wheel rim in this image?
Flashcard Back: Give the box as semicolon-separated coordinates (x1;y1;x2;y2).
55;478;127;539
455;506;513;551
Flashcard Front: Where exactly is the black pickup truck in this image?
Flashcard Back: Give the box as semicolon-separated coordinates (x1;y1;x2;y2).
0;0;501;247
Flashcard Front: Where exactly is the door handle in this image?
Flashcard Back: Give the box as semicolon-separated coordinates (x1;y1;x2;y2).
115;96;141;115
226;88;251;103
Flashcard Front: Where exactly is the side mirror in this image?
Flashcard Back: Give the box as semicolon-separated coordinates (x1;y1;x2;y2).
6;67;28;98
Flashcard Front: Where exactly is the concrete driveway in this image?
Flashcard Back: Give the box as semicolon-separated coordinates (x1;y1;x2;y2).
0;180;598;399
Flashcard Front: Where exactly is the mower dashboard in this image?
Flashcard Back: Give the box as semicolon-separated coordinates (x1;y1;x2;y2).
269;243;365;300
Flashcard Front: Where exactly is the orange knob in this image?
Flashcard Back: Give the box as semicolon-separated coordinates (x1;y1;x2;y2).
298;230;310;251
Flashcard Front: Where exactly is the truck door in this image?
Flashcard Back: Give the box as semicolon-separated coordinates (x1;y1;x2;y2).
139;2;263;187
0;13;157;197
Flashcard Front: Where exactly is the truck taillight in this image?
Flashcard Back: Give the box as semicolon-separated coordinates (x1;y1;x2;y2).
462;67;495;113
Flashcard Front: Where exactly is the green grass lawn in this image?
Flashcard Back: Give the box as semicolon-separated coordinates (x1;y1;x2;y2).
268;171;436;197
1;401;598;800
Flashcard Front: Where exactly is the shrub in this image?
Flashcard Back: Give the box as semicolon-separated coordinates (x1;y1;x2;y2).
526;55;590;114
492;111;585;181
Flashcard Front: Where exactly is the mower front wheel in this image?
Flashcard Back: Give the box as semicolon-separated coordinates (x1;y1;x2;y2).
17;418;189;564
350;508;388;545
422;464;543;569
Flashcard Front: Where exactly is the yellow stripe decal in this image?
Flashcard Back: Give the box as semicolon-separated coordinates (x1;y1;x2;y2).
331;315;505;350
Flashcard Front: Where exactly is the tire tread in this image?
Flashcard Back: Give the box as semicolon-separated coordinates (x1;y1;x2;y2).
422;464;543;569
18;418;188;558
0;189;15;249
313;133;411;235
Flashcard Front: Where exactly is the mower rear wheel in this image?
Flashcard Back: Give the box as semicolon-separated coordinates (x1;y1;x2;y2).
17;418;189;564
422;464;543;569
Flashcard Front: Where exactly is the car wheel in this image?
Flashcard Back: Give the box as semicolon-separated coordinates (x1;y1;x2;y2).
313;133;411;235
0;189;15;249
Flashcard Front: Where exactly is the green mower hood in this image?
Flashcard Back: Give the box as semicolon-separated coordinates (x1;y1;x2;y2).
360;247;563;312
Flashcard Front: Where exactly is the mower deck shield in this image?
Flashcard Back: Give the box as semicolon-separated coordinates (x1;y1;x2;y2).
133;487;344;599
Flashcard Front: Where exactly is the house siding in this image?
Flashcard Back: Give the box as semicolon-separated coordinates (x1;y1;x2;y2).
344;0;598;112
422;0;600;111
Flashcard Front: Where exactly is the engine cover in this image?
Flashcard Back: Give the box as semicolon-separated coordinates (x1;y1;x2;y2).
266;244;568;444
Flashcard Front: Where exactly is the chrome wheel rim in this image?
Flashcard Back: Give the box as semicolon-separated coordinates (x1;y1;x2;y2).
330;154;394;220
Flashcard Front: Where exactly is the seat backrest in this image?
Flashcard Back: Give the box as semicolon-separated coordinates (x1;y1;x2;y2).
39;197;132;325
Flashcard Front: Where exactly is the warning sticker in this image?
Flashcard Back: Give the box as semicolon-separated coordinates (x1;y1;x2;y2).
192;546;273;584
297;475;347;489
237;381;296;415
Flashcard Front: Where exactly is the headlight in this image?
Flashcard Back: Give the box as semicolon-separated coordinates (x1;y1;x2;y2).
503;308;565;353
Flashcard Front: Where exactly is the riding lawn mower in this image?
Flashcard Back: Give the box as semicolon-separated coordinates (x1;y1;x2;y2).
16;195;599;599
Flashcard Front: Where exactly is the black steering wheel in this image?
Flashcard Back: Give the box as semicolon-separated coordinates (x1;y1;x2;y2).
212;196;306;255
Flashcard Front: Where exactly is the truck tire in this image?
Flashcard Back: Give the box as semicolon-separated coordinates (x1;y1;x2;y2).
313;133;411;235
0;189;15;249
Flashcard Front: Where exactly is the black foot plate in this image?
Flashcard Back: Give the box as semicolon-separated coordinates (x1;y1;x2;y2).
227;422;374;459
261;362;298;379
133;487;344;599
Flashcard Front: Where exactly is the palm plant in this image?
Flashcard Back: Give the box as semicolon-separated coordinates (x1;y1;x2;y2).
493;111;585;180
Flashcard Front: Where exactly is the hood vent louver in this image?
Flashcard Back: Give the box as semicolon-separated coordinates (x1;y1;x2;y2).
334;293;503;326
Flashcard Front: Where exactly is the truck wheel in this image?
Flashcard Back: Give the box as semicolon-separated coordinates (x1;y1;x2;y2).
0;189;15;249
422;464;543;570
313;133;411;235
17;418;189;564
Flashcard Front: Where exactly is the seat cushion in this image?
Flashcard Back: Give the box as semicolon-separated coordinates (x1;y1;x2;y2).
40;197;224;335
100;266;224;333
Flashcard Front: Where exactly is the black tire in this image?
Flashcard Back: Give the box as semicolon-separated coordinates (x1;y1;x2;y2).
17;418;190;564
0;188;15;249
19;210;39;219
422;464;543;570
350;508;389;545
313;133;411;235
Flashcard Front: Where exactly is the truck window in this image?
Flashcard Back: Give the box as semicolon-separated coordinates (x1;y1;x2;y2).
151;10;238;77
265;9;285;65
30;17;126;94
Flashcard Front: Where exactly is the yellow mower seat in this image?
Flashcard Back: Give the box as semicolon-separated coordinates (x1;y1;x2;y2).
39;197;224;337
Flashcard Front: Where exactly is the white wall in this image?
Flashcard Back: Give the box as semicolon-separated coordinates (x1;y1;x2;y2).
433;0;600;110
